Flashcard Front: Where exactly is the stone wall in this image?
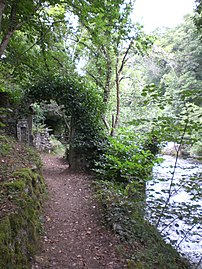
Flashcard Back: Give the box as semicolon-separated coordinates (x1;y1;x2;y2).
0;92;53;151
33;128;52;152
16;118;33;145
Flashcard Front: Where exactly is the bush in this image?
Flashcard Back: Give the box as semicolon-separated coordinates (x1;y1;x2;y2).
94;130;161;185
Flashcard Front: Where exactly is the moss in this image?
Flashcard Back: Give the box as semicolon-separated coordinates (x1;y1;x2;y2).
0;217;14;268
0;135;11;144
0;143;45;269
13;168;33;182
26;147;43;170
4;179;26;192
0;143;11;156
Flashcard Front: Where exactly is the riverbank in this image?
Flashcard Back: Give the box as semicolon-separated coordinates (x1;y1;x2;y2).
161;142;202;161
95;178;191;269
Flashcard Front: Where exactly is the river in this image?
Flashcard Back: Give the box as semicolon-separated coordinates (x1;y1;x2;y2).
147;155;202;268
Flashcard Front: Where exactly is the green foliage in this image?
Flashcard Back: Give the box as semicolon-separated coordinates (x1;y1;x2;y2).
31;103;46;128
94;129;161;184
28;74;104;122
95;180;190;269
121;16;202;157
194;0;202;33
0;143;11;156
0;107;10;130
49;135;65;155
27;74;105;167
190;140;202;157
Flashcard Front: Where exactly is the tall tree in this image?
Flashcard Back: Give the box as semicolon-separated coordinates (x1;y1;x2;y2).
122;15;202;151
0;0;83;59
71;0;153;135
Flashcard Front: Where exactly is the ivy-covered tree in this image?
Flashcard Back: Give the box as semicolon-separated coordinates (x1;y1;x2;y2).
27;73;105;169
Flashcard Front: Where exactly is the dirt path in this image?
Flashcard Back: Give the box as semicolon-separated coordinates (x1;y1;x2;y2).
32;154;127;269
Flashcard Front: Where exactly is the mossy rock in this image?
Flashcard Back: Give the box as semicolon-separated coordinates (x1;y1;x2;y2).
0;217;14;268
0;167;45;268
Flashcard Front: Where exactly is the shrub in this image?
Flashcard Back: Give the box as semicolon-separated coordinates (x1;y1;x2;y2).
94;130;161;185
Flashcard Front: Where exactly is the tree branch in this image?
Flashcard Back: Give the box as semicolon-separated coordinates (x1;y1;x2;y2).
86;71;105;89
51;55;64;68
102;116;110;131
0;1;24;57
155;118;189;228
0;25;22;57
0;3;63;57
22;20;66;55
118;40;134;76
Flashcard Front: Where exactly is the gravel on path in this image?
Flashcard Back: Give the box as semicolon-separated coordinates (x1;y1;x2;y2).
32;154;127;269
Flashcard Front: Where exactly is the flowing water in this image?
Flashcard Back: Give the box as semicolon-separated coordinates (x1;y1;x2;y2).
147;155;202;268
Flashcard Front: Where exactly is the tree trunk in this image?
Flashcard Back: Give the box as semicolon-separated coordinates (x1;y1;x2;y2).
103;47;112;104
68;116;86;170
110;41;133;136
0;31;14;57
0;0;23;57
110;58;120;136
0;0;6;32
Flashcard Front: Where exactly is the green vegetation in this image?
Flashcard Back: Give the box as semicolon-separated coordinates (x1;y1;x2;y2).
93;130;190;268
94;130;161;184
0;0;201;268
0;135;45;269
27;74;105;169
95;180;190;269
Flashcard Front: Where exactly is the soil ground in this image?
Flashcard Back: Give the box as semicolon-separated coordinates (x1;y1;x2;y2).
32;154;127;269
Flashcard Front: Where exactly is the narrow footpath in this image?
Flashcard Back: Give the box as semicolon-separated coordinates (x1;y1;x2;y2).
32;154;127;269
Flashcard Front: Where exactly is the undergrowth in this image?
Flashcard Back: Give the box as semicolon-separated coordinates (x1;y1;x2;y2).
93;130;190;269
95;180;190;269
